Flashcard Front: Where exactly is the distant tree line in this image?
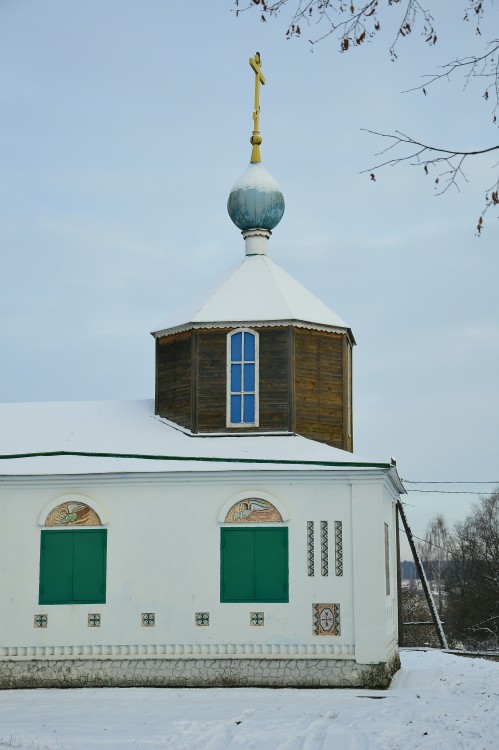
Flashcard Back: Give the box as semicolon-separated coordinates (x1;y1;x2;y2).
402;490;499;651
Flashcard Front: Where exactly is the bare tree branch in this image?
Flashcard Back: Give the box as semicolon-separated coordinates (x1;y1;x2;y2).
235;1;499;231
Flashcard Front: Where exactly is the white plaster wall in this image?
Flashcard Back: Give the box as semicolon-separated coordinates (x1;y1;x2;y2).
0;470;399;663
383;486;399;650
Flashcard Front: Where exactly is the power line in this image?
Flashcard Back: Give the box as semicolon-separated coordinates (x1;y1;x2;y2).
400;528;454;555
402;479;499;485
406;489;493;495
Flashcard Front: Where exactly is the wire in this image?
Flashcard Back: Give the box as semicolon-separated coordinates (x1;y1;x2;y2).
402;479;499;485
400;528;454;555
406;489;493;495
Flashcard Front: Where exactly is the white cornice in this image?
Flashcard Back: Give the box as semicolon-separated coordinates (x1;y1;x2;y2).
0;467;394;488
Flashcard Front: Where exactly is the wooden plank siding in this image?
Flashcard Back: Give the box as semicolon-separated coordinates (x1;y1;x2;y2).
343;335;353;452
155;325;352;449
294;328;351;451
258;328;292;432
195;329;227;433
155;332;193;429
195;327;291;434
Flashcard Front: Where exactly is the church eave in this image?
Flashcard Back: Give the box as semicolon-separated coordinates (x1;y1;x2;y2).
152;319;356;345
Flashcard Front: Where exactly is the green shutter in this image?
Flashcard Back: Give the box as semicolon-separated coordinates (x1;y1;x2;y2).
39;531;74;604
39;529;107;605
220;527;288;603
73;529;107;603
254;527;288;602
220;528;255;602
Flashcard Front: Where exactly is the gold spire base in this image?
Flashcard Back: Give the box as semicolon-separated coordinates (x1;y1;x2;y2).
250;132;262;164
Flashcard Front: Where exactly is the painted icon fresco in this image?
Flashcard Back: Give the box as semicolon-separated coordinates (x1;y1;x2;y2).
45;501;101;527
224;498;283;523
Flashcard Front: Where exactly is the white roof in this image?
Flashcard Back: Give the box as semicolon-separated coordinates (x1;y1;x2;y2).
152;254;353;339
0;399;396;479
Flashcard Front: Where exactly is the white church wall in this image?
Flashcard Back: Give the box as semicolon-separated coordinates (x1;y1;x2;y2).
0;469;398;670
383;485;399;654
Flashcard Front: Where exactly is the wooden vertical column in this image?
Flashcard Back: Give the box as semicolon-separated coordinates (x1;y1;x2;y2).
397;500;448;649
191;330;198;434
287;326;296;434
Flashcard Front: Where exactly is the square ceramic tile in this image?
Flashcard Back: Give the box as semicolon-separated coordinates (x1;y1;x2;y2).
313;603;340;636
250;612;264;626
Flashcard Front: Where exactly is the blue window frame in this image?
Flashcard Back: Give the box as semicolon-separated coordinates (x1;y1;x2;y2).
227;329;258;426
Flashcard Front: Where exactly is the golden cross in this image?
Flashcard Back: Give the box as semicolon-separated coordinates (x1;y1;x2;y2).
249;52;266;163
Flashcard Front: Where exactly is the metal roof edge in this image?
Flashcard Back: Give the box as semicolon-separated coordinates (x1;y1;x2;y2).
152;319;355;345
0;449;389;470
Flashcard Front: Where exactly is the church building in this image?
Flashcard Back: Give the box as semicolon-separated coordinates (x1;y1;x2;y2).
0;54;403;688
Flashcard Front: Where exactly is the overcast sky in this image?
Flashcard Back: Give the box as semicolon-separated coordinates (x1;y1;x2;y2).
1;1;498;555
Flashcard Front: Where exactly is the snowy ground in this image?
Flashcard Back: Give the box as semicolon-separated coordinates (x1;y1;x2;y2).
0;650;497;749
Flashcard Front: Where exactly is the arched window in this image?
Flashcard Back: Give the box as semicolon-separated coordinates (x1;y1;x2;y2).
219;493;289;604
38;495;107;605
227;329;259;427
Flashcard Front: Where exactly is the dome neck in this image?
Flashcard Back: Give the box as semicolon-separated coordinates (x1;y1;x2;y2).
243;228;271;256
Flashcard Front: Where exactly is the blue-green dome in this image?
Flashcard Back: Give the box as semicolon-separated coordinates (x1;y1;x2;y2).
227;163;285;232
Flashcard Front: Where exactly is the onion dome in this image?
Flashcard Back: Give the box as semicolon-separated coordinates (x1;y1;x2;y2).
227;162;285;232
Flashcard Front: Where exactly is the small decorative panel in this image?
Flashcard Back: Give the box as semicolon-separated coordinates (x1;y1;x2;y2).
34;614;48;628
225;498;282;523
250;612;264;626
335;521;343;576
88;613;101;628
46;501;101;527
141;613;155;627
307;521;315;576
313;603;341;636
321;521;328;576
195;612;210;626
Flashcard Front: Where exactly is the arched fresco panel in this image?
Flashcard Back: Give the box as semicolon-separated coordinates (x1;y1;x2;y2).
224;498;283;523
45;501;102;527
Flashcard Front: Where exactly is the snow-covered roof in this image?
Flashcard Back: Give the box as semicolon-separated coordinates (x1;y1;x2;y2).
0;400;400;483
152;254;354;341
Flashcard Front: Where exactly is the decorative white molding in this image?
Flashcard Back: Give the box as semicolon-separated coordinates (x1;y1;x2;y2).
0;642;355;661
1;468;391;490
153;320;352;341
243;228;271;255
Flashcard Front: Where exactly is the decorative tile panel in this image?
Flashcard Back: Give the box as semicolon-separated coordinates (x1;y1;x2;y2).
195;612;210;626
34;614;47;628
141;613;155;627
225;499;283;523
45;501;101;526
313;603;341;636
307;521;314;576
335;521;343;576
88;613;101;628
320;521;328;576
250;612;264;626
